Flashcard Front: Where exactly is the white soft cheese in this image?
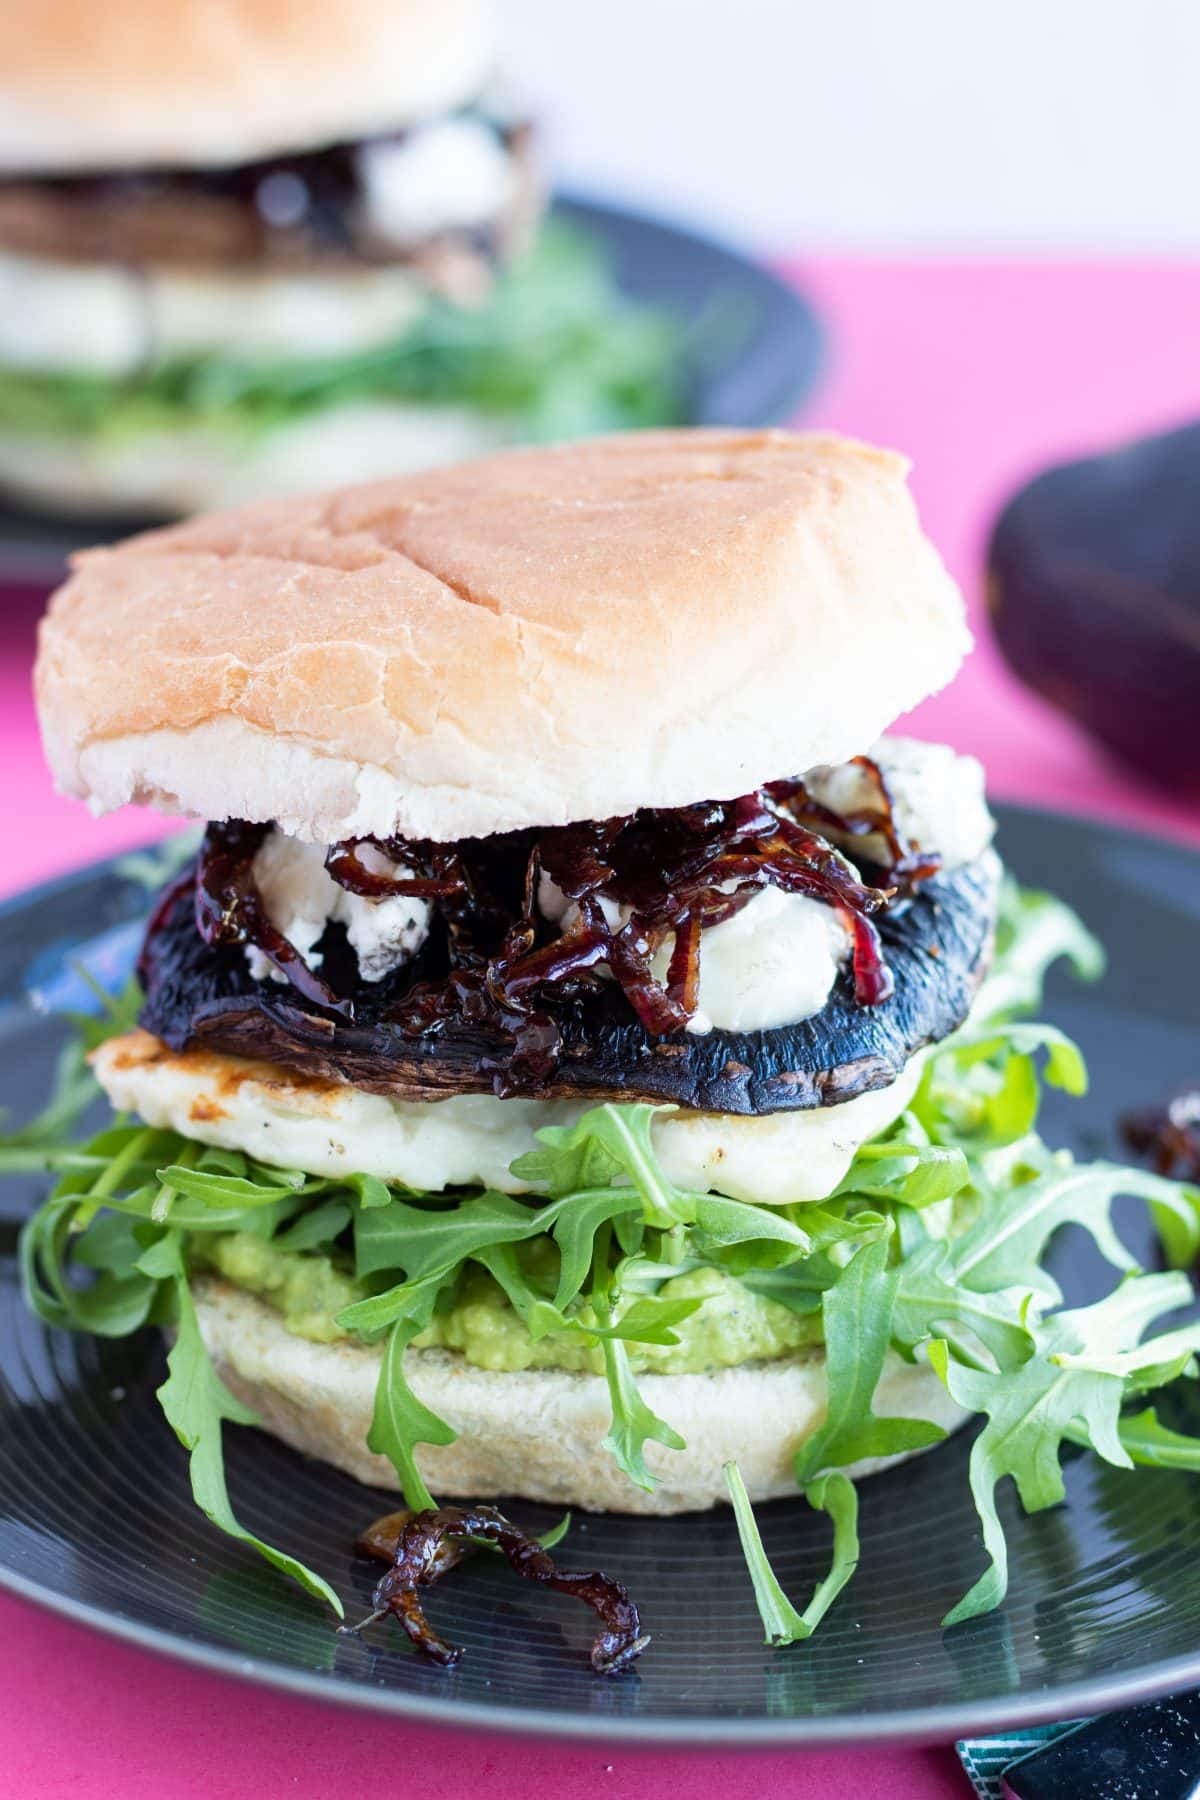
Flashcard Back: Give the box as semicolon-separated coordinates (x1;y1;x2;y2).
807;736;994;872
0;399;514;513
0;126;516;377
247;831;430;985
537;871;628;935
653;886;849;1036
94;1039;924;1208
531;739;989;1039
538;873;849;1037
0;249;432;376
358;118;517;244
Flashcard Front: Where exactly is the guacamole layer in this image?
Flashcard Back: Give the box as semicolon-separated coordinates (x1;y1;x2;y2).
194;1231;821;1376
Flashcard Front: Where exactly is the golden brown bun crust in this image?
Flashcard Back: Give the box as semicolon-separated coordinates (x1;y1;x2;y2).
0;0;496;172
196;1278;968;1514
36;429;971;843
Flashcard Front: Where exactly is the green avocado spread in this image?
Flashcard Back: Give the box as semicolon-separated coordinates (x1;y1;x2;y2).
195;1232;820;1374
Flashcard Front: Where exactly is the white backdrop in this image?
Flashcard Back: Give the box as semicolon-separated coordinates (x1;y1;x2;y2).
508;0;1200;253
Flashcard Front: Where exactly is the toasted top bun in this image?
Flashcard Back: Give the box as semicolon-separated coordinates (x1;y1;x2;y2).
36;429;971;844
0;0;496;173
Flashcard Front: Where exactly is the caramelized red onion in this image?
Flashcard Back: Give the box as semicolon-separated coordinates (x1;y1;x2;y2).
767;757;943;893
179;765;938;1087
1124;1088;1200;1184
323;839;467;901
355;1505;649;1675
193;819;353;1016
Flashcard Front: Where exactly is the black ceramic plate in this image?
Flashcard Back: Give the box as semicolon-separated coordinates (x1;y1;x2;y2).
2;804;1199;1746
0;194;823;586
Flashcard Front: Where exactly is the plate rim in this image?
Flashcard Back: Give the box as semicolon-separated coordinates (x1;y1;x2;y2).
3;799;1200;1746
5;1550;1200;1748
555;189;825;428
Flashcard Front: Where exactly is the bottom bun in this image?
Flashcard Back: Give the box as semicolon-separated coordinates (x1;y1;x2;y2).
0;401;513;518
196;1277;969;1516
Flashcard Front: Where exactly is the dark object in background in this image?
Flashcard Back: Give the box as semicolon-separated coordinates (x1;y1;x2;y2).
988;421;1200;793
1000;1690;1200;1799
1124;1086;1200;1184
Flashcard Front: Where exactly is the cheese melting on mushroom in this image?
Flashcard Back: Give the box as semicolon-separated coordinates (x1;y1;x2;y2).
94;1034;926;1208
244;737;994;1027
538;738;993;1036
246;833;430;985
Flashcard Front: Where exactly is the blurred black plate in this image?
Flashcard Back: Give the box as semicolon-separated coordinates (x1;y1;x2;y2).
0;194;823;586
2;804;1199;1746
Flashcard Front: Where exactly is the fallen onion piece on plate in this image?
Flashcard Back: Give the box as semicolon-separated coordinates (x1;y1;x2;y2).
352;1505;650;1675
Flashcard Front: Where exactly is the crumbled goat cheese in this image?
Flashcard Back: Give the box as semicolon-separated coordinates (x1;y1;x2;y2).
246;831;430;984
358;118;516;244
806;736;994;872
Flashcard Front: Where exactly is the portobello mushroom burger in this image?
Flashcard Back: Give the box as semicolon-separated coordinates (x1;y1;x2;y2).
22;429;1200;1633
0;0;680;518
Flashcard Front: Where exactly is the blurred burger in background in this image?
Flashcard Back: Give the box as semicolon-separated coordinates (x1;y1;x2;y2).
0;0;682;516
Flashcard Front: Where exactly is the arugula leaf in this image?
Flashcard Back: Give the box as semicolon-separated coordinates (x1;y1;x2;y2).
931;1272;1199;1626
601;1292;705;1346
353;1189;541;1282
513;1103;689;1228
0;226;686;445
344;1172;393;1210
20;1191;162;1337
155;1162;311;1208
349;1181;647;1332
724;1461;860;1644
724;1460;809;1645
272;1199;353;1254
737;1202;898;1319
891;1238;1035;1371
71;1153;310;1240
334;1267;450;1338
1101;1407;1200;1470
794;1235;947;1484
840;1124;970;1211
15;1120;341;1338
148;1232;342;1613
599;1335;686;1491
538;1512;573;1551
948;1161;1200;1295
946;1021;1089;1098
366;1313;457;1511
473;1243;702;1347
1048;1270;1200;1381
592;1232;684;1490
1150;1190;1200;1272
971;881;1105;1023
510;1109;640;1197
544;1186;647;1310
739;1263;830;1317
686;1194;810;1266
469;1241;568;1340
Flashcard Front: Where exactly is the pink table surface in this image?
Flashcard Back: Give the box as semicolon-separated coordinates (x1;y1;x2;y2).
3;259;1200;1798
